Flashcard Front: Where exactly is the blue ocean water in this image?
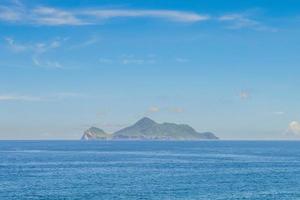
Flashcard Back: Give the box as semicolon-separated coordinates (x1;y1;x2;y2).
0;141;300;200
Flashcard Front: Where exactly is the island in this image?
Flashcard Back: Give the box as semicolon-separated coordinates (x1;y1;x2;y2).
81;117;219;140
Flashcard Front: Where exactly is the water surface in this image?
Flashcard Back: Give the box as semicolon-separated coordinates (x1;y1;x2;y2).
0;141;300;200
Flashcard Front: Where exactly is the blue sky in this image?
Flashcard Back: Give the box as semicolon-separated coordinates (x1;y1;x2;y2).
1;0;300;139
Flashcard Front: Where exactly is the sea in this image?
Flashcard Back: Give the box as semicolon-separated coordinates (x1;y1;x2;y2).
0;141;300;200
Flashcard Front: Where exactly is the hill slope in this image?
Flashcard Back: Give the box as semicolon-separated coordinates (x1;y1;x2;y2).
81;127;112;140
81;117;219;140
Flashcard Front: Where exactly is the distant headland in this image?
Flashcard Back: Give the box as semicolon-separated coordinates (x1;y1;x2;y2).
81;117;219;140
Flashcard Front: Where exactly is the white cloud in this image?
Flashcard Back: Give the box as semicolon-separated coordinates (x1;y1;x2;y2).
122;58;146;65
32;57;63;69
239;90;250;100
4;37;27;52
175;58;189;63
51;40;61;48
32;57;41;66
286;121;300;137
0;5;22;21
83;9;209;23
120;55;156;65
0;3;277;32
219;13;277;32
148;106;160;113
98;55;157;65
51;92;84;99
73;36;100;48
169;107;184;113
99;58;113;64
82;37;99;46
0;95;41;101
0;3;276;32
273;111;285;115
0;4;210;26
32;7;87;26
219;14;259;28
0;5;86;26
146;106;185;114
4;37;64;54
4;37;65;68
11;0;23;7
43;60;62;68
0;92;84;102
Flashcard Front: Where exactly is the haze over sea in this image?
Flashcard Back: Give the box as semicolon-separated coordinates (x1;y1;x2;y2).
1;141;300;200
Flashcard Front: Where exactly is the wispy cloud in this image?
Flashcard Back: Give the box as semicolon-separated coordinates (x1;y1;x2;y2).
98;55;156;65
147;106;160;113
218;13;277;32
99;58;113;64
146;106;185;114
121;54;156;65
4;37;66;68
82;36;100;46
175;58;189;63
0;2;210;26
83;9;209;23
0;0;25;22
10;0;23;7
4;37;65;53
32;7;87;26
32;56;63;69
0;1;86;26
239;90;251;100
273;111;285;115
0;94;41;101
169;107;185;113
0;2;278;33
99;55;192;65
4;37;27;52
0;2;277;32
0;92;85;102
51;92;85;99
219;14;259;28
121;58;150;65
0;5;22;21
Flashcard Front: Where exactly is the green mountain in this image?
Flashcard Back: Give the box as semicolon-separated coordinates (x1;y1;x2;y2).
81;127;112;140
81;117;219;140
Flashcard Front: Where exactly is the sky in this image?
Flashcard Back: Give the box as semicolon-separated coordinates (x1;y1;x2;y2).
1;0;300;140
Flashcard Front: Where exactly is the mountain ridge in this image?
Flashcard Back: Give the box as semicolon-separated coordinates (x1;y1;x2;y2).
81;117;219;140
